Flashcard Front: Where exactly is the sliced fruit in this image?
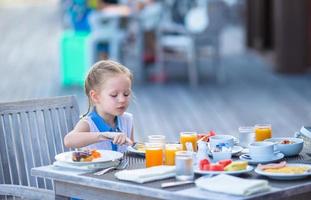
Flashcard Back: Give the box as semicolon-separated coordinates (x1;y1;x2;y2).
202;163;210;171
199;159;210;170
224;161;248;171
209;163;224;171
218;159;232;168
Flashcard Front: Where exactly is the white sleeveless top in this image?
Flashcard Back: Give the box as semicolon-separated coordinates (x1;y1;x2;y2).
84;112;133;152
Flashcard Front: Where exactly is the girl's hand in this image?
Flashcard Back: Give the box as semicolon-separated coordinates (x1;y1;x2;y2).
113;132;127;145
98;132;133;145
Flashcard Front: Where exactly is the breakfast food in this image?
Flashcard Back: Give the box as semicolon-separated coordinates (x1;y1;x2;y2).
258;161;311;174
197;130;216;142
72;150;101;162
258;161;287;170
199;159;248;172
224;161;248;171
279;139;295;144
264;166;310;174
134;143;145;152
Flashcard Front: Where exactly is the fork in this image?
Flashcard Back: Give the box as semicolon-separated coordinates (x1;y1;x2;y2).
94;159;128;176
161;174;215;188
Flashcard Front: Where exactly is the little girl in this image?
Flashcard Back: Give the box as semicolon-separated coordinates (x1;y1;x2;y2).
64;60;134;152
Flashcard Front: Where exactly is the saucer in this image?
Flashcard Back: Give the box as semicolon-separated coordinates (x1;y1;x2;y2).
239;153;284;165
208;145;243;157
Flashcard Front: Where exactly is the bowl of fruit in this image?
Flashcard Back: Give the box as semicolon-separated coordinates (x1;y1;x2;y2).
265;137;303;156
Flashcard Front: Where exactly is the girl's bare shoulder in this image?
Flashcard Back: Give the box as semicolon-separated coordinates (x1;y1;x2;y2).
74;117;90;132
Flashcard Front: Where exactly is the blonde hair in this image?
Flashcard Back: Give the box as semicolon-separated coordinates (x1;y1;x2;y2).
83;60;133;117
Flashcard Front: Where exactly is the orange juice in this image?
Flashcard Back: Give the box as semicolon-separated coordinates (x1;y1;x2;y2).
180;132;198;152
145;143;163;167
255;124;272;141
165;144;182;165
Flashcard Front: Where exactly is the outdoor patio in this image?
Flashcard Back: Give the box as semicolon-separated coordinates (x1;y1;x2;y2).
0;0;311;143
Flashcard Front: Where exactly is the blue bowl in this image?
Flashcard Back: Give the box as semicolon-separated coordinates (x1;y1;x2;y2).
265;137;304;156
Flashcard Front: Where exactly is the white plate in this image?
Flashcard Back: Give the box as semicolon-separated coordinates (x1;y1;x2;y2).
239;153;284;165
194;165;253;175
53;160;119;172
208;145;243;156
255;163;311;180
55;150;123;166
127;145;145;156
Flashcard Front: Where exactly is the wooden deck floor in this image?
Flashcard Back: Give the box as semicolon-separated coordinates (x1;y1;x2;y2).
1;2;311;143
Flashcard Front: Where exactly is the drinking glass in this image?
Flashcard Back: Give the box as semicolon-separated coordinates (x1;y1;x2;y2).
238;126;255;147
255;124;272;141
165;144;182;165
175;151;194;181
148;135;166;144
145;143;163;167
180;132;198;152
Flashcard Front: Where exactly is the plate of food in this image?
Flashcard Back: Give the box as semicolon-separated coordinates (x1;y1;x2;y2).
195;159;253;175
255;162;311;180
127;142;145;156
55;150;123;165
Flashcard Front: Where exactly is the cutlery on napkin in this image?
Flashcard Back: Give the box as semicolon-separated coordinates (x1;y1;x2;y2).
115;165;175;183
195;174;270;196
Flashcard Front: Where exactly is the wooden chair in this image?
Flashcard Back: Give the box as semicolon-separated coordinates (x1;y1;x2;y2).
0;96;80;199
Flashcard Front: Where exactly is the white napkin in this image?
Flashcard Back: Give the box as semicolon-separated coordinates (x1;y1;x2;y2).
115;165;175;183
195;174;270;196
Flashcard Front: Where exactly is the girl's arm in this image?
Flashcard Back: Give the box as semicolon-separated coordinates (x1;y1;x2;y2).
130;126;134;142
64;119;106;148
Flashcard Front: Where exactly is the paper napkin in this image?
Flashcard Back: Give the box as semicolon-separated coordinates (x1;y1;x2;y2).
195;174;270;196
115;165;175;183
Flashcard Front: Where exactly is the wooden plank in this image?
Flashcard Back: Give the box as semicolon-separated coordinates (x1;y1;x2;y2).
27;111;45;189
0;115;10;184
0;184;54;200
2;114;19;185
19;112;36;187
55;181;161;200
11;113;28;186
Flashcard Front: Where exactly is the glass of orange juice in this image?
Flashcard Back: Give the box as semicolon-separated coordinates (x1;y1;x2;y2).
180;132;198;152
145;143;163;167
148;135;166;144
255;124;272;141
165;144;182;165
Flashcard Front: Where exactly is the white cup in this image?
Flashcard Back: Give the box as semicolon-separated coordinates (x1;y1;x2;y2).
212;151;232;162
248;141;276;161
209;135;234;149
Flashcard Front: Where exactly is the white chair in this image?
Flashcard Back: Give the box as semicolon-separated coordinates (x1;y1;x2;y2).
86;10;127;66
156;0;227;86
0;96;79;199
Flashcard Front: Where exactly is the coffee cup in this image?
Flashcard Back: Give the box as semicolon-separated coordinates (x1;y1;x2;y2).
248;141;277;161
209;135;234;149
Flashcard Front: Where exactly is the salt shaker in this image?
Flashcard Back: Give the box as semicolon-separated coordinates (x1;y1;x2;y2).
196;141;209;163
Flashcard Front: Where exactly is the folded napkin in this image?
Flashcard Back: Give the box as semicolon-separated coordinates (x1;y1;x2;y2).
195;174;270;196
115;165;175;183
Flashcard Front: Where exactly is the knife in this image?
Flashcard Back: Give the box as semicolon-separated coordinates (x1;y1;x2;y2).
161;180;194;188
